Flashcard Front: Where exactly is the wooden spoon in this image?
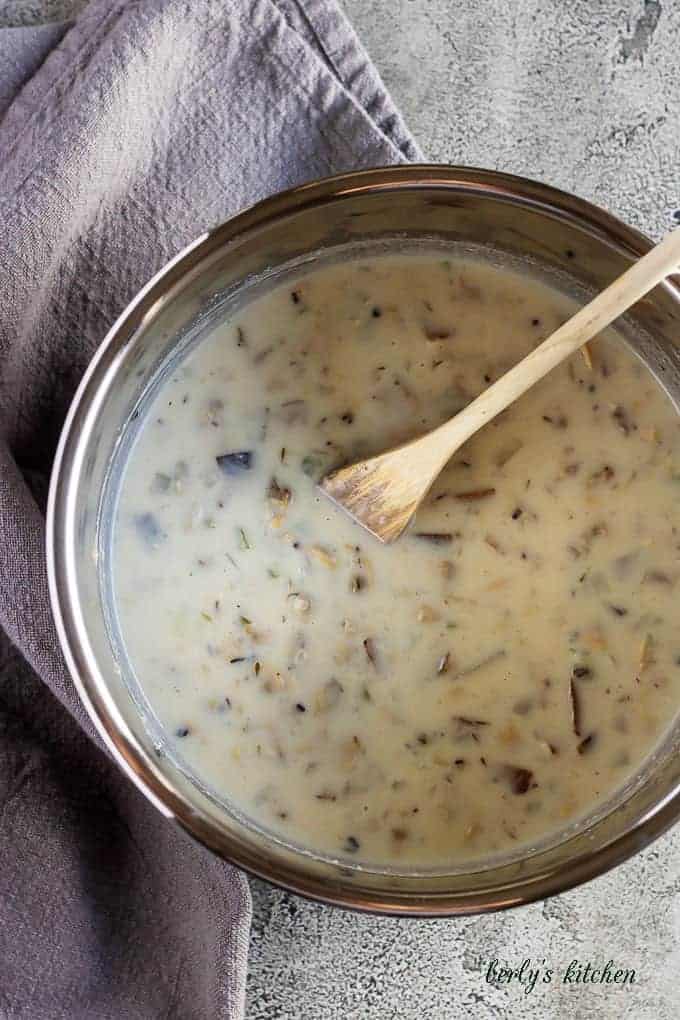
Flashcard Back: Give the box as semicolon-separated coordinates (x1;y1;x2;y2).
319;229;680;543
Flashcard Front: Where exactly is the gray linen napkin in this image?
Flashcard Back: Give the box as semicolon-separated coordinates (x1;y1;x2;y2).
0;2;420;1017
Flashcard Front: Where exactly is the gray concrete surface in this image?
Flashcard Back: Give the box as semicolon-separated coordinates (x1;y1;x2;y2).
2;1;680;1017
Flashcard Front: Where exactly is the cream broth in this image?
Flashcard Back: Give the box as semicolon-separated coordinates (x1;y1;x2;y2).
113;254;680;867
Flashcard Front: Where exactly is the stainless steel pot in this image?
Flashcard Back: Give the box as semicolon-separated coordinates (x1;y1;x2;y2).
47;165;680;915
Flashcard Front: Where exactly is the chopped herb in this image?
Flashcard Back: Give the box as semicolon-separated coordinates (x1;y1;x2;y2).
542;413;568;428
455;488;496;501
639;633;654;672
424;325;453;341
437;652;451;674
589;464;615;484
612;405;633;435
484;534;504;554
452;716;489;742
280;399;308;425
569;677;583;736
363;638;378;668
413;532;453;544
608;604;628;617
643;569;672;585
453;649;506;679
238;528;251;550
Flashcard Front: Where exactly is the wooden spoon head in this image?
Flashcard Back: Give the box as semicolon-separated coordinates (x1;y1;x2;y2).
318;448;427;543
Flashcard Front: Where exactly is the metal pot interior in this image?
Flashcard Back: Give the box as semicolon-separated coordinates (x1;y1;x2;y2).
48;166;680;914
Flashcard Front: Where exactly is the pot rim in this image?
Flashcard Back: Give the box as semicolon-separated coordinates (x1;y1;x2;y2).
46;164;680;915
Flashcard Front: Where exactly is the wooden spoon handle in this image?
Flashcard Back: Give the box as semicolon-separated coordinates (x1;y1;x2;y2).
439;229;680;448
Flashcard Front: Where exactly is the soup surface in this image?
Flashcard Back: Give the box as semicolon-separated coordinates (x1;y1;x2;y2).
113;252;680;867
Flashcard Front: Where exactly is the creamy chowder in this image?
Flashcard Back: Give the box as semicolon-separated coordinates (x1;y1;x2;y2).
113;253;680;867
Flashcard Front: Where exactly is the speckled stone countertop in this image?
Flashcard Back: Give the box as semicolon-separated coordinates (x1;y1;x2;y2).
3;1;680;1017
